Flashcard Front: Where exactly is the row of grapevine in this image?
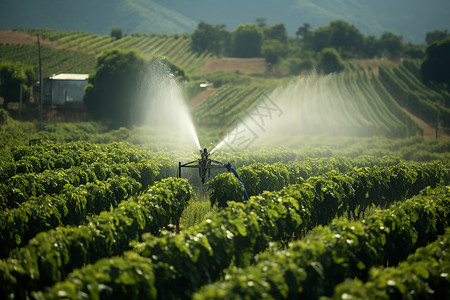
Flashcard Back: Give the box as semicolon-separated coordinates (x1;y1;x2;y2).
0;43;95;75
1;29;211;77
207;157;438;208
0;161;157;208
192;84;274;126
2;141;169;179
51;30;209;73
0;178;194;299
243;70;421;139
28;164;447;299
369;68;423;135
0;141;178;256
329;229;450;299
379;64;450;128
0;174;141;258
194;185;449;299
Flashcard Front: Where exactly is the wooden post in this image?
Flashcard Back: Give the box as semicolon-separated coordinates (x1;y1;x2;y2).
37;34;43;122
19;83;23;114
436;111;440;140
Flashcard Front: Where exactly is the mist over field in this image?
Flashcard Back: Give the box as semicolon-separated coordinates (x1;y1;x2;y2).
1;1;450;299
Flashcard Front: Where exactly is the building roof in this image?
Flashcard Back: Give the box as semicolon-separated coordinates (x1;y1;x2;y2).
50;73;89;80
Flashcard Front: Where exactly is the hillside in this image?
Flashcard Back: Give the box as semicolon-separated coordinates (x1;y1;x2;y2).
1;29;449;139
0;0;197;35
154;0;450;44
1;0;449;44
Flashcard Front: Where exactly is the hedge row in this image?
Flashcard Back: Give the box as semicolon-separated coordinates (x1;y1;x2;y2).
0;175;141;258
194;185;450;299
34;163;447;299
328;228;450;300
208;155;402;207
0;178;194;299
0;160;161;209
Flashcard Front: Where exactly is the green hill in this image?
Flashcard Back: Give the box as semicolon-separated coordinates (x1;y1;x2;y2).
1;0;449;43
154;0;450;44
0;0;197;35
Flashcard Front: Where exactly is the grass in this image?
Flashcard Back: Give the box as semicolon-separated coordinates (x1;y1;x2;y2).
180;193;218;229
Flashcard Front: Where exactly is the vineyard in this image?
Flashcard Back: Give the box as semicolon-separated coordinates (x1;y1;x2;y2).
1;27;450;299
0;29;210;75
0;119;448;299
1;29;450;140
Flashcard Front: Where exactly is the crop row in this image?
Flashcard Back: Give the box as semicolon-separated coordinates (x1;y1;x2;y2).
336;70;417;137
328;229;450;299
257;71;419;138
192;84;273;126
52;31;208;73
0;174;141;258
194;185;449;299
369;68;423;136
208;160;444;212
0;43;94;75
379;65;450;128
0;160;162;208
0;177;194;299
1;141;168;181
30;163;447;299
2;29;210;77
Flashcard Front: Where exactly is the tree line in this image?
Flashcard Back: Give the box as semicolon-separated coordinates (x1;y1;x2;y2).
0;23;449;129
191;19;450;75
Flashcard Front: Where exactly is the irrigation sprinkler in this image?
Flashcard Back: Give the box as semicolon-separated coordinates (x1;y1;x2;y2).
177;148;249;233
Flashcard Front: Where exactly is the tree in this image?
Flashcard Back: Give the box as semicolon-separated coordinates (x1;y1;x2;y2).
362;35;381;58
255;18;267;28
303;20;364;58
264;23;288;45
285;57;315;75
191;22;230;56
425;30;449;45
0;61;35;109
318;48;345;74
403;44;425;59
83;49;146;128
110;27;123;40
307;25;332;52
262;39;287;71
231;24;263;58
421;37;450;87
379;31;404;60
296;23;311;39
328;20;364;58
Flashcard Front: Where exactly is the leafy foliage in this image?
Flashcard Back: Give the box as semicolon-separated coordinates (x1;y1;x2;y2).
83;48;147;128
421;37;450;88
194;185;450;299
0;61;35;109
231;24;263;58
0;178;195;298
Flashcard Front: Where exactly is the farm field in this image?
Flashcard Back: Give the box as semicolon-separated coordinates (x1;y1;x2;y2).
0;118;449;299
1;27;450;299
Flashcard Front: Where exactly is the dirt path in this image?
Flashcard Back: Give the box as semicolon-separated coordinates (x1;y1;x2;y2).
0;30;68;49
199;57;266;75
400;106;449;139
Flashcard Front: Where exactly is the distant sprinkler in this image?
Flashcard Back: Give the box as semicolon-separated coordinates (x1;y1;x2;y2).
178;147;249;195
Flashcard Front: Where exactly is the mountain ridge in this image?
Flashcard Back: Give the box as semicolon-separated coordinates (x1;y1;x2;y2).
1;0;449;44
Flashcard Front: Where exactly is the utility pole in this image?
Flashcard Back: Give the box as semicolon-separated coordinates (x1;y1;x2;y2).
37;34;43;122
19;83;23;118
435;111;440;140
